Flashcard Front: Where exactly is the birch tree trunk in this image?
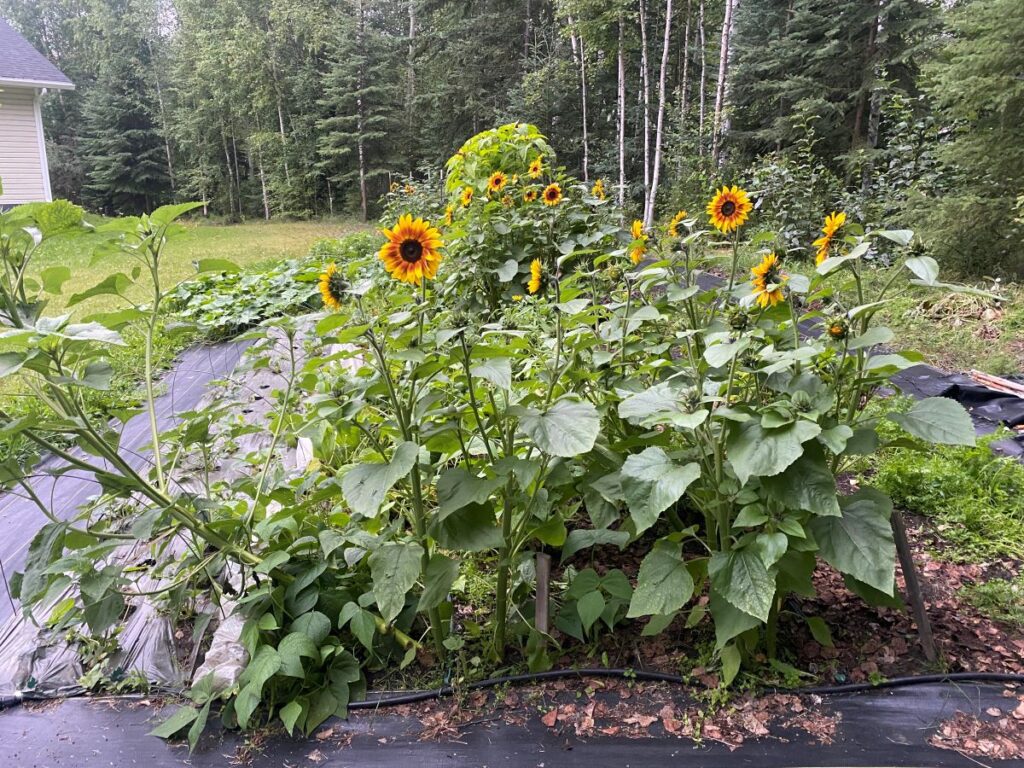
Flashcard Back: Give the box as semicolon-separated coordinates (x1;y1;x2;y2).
146;39;175;191
578;24;590;181
712;0;736;163
407;0;416;170
639;0;652;208
698;0;707;154
617;18;626;210
645;0;673;227
680;0;691;129
356;0;368;222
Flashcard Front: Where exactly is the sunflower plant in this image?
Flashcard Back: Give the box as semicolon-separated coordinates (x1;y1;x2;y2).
442;123;619;314
580;198;980;675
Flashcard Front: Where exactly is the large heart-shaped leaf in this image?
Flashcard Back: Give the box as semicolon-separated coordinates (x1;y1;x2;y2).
369;541;424;623
341;441;419;517
709;548;775;623
620;447;701;534
518;398;599;457
887;397;975;446
618;381;707;429
727;420;821;485
809;487;895;595
627;541;695;618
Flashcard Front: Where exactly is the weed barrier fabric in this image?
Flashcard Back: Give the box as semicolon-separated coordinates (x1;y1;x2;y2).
2;683;1019;767
0;341;251;696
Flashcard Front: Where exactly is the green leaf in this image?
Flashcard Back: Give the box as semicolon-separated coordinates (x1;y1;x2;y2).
279;700;304;736
436;468;501;515
517;398;599;458
41;266;71;294
195;258;241;274
709;549;775;623
809;488;895;595
471;357;512;390
704;338;750;368
618;382;708;429
887;397;976;446
761;447;841;517
846;326;894;351
496;259;518;282
0;352;26;378
727;420;821;486
369;541;424;624
150;201;205;226
619;447;701;534
709;587;761;649
419;554;460;610
577;591;606;633
875;229;914;246
277;631;319;677
67;273;133;307
149;705;200;739
904;256;939;285
805;616;834;647
289;611;332;645
626;541;695;618
720;644;741;686
561;529;630;563
429;501;502;552
341;441;419;517
187;701;211;753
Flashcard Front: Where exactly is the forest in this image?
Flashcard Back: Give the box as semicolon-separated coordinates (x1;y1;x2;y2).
2;0;1022;277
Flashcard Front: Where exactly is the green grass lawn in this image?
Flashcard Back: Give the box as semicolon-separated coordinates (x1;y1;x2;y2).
34;218;369;317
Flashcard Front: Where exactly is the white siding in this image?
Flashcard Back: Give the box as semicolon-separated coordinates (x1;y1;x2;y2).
0;86;49;205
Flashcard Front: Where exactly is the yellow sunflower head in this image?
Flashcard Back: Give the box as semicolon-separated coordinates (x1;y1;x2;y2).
750;252;787;308
528;156;544;179
629;219;648;264
826;318;849;340
528;258;543;294
460;186;474;207
542;183;563;206
668;209;688;237
389;181;399;193
404;184;415;195
814;211;846;265
488;171;509;195
378;214;444;286
591;178;606;200
523;188;538;203
444;205;454;226
319;263;348;312
706;186;752;234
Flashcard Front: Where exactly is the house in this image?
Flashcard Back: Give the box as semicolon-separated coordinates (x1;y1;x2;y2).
0;18;74;207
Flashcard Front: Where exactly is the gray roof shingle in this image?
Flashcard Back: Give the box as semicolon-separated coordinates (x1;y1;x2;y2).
0;18;73;89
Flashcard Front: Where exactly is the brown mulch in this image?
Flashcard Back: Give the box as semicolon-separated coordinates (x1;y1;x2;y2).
929;695;1024;761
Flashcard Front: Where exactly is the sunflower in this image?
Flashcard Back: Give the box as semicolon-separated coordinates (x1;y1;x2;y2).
591;178;606;200
528;156;544;179
750;252;787;308
523;188;538;203
460;186;474;207
826;317;849;341
528;258;543;294
319;263;347;311
389;181;400;193
706;186;753;234
542;183;563;206
404;184;415;195
668;209;688;237
444;205;454;226
629;219;648;264
378;214;444;286
813;211;847;265
488;171;509;195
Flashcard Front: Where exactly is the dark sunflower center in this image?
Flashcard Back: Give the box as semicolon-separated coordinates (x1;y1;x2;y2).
720;200;737;217
400;238;424;263
764;267;781;285
328;272;347;299
545;189;557;199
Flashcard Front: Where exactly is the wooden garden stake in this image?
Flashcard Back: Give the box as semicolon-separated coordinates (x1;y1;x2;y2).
891;511;937;662
535;552;552;635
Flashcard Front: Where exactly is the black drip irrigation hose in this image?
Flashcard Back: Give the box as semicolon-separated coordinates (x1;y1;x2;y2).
347;668;1024;710
1;669;1022;714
